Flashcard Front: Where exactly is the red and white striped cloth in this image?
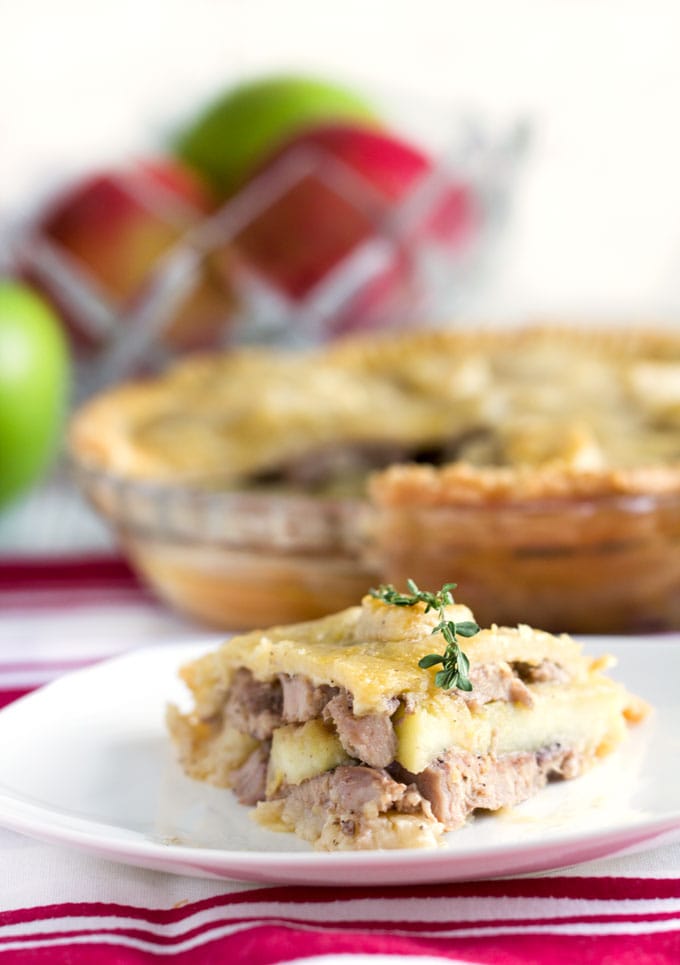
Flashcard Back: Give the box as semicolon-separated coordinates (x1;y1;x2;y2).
1;555;679;964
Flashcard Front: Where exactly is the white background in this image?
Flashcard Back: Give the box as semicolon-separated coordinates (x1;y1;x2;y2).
3;0;680;321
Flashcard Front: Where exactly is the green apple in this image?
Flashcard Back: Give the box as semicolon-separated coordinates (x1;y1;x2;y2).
0;281;70;506
174;74;379;195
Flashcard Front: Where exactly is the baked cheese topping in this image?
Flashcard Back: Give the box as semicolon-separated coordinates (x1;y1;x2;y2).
183;594;599;716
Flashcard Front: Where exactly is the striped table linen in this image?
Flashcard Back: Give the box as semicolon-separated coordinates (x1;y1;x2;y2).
1;555;679;964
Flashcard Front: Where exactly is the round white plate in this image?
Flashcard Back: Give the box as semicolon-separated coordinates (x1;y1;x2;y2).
0;638;678;885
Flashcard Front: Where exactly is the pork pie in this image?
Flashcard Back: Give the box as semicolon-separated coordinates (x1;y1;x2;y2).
168;590;646;850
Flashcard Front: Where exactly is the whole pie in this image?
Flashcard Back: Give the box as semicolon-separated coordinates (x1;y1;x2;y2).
70;326;680;631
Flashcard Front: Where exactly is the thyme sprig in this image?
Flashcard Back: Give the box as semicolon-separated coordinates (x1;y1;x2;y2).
369;579;479;691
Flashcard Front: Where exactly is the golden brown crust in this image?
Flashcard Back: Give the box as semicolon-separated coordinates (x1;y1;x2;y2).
70;325;680;498
369;461;680;506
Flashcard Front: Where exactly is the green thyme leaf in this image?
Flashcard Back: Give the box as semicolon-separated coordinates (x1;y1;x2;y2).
454;621;480;638
370;581;479;691
418;653;444;669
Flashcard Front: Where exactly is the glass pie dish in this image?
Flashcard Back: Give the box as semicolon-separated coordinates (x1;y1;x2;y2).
72;461;680;634
72;464;376;629
368;490;680;634
70;326;680;633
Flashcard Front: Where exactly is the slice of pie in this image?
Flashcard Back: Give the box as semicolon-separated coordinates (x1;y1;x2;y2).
168;584;647;851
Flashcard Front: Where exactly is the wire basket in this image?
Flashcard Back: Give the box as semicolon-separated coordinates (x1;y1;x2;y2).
12;117;529;401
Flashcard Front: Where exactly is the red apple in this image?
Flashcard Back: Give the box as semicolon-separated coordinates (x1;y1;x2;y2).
42;160;213;298
26;160;235;353
227;124;477;308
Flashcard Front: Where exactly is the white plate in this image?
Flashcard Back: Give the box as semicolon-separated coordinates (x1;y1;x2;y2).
0;638;679;885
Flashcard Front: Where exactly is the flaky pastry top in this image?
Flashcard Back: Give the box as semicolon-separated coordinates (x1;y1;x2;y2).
70;326;680;501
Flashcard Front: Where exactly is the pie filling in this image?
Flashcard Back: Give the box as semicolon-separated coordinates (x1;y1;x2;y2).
244;430;492;495
168;594;645;850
